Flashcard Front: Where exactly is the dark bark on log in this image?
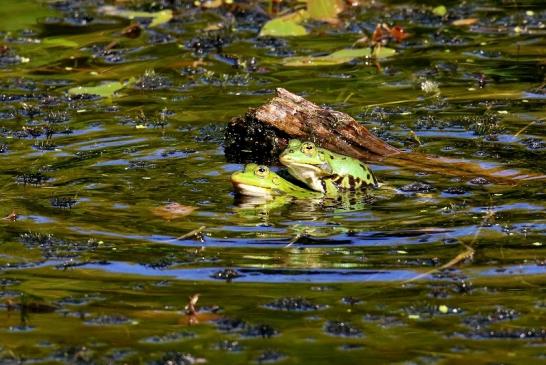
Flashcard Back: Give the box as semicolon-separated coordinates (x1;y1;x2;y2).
224;88;544;183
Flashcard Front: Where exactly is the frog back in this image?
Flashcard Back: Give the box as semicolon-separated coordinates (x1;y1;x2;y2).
319;149;378;188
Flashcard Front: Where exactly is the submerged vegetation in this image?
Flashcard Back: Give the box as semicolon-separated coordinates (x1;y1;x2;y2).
0;0;545;364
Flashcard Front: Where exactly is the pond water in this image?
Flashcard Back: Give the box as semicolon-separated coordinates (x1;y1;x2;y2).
0;0;545;364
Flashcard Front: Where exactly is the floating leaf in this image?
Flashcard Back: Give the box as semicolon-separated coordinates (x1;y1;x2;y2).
259;10;309;37
260;19;307;37
152;203;197;220
452;18;479;26
42;37;79;48
99;6;173;27
68;80;131;98
307;0;345;23
197;0;223;8
147;10;173;27
432;5;447;17
282;47;395;67
0;0;56;32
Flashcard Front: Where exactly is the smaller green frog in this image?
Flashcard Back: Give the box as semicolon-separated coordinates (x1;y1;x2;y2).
231;163;320;199
279;139;378;196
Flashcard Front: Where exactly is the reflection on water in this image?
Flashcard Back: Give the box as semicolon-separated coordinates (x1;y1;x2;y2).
77;262;422;282
0;0;545;363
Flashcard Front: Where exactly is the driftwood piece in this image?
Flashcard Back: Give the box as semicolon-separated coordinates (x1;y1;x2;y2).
224;88;544;183
253;88;400;159
225;88;399;163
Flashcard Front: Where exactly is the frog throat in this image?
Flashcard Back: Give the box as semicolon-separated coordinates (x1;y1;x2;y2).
231;182;277;198
283;165;324;192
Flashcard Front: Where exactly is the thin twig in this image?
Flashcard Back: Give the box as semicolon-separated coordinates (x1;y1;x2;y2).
343;92;355;104
403;244;475;283
2;210;18;221
514;117;544;137
285;233;302;248
403;204;494;283
175;226;206;240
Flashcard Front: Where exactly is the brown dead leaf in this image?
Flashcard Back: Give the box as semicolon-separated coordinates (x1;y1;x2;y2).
388;25;409;42
181;293;223;325
373;23;410;43
185;293;200;315
2;210;17;221
121;23;142;38
452;18;479;26
152;203;197;220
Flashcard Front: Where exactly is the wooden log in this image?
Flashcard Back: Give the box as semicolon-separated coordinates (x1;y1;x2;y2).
224;88;544;183
225;88;399;163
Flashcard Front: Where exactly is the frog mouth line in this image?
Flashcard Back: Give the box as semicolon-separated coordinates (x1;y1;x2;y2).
232;182;274;198
280;161;327;175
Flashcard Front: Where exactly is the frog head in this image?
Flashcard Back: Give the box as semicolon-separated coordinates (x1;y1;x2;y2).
231;163;317;198
279;139;332;192
231;164;281;198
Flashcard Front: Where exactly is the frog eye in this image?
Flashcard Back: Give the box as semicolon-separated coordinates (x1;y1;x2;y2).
301;142;316;156
254;165;269;178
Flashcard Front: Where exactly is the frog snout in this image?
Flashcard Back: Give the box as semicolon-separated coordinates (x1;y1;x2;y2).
230;171;242;182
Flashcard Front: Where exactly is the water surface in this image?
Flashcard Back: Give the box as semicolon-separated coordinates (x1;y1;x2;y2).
0;0;545;364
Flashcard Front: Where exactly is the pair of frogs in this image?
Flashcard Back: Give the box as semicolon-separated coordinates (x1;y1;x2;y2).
231;139;379;199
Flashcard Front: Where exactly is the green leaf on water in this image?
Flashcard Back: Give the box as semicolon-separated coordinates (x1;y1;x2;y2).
42;37;79;48
147;10;173;27
260;1;343;35
260;19;307;37
259;10;309;37
99;6;173;28
68;79;134;98
432;5;447;17
307;0;344;22
0;0;56;32
282;47;396;67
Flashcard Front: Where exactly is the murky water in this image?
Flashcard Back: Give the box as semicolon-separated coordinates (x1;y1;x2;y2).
1;0;545;364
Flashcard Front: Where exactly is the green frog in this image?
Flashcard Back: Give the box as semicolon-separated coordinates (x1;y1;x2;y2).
279;139;379;196
231;163;321;199
231;163;390;217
